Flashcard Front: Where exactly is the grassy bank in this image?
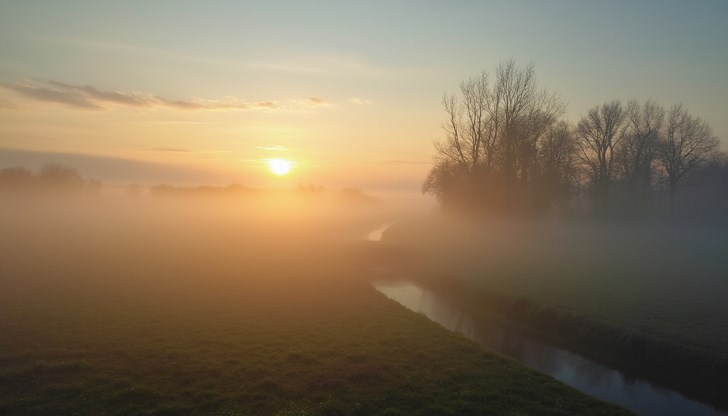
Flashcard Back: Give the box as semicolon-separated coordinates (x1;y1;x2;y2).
381;214;728;408
0;198;630;415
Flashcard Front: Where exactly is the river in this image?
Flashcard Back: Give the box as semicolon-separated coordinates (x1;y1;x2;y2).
366;224;727;416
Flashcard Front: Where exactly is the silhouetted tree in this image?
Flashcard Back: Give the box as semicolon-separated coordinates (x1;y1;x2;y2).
426;65;723;219
537;121;579;206
425;72;495;209
0;167;34;191
0;164;99;194
38;164;85;189
658;103;719;213
616;100;664;194
423;160;470;208
492;61;565;205
424;61;566;213
610;99;666;215
576;101;628;214
437;71;491;173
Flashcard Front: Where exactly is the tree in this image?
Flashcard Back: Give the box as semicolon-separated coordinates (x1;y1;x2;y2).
424;71;493;210
422;160;469;208
424;61;566;213
616;100;664;190
0;167;34;191
537;121;579;205
0;164;100;194
38;164;85;189
576;101;628;214
491;61;565;202
658;103;719;212
613;99;665;213
436;71;491;174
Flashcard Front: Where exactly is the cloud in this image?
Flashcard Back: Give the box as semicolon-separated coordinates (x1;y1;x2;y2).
153;148;194;153
0;80;331;112
286;97;332;108
350;97;373;105
308;97;328;105
256;145;289;152
47;81;150;107
2;83;102;109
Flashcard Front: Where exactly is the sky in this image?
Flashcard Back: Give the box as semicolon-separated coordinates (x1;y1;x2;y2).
1;0;726;194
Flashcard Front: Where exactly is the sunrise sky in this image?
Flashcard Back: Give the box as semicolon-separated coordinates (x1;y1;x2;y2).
1;0;726;194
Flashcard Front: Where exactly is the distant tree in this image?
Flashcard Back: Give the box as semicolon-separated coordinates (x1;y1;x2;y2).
426;66;723;219
424;72;493;209
424;61;566;213
536;121;579;205
0;164;99;194
0;167;34;191
38;164;85;190
126;183;144;197
658;103;719;212
437;71;491;173
491;61;565;203
615;100;665;197
576;101;628;214
423;160;469;208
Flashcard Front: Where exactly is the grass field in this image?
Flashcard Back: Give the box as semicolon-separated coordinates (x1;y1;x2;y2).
0;197;630;415
383;215;728;357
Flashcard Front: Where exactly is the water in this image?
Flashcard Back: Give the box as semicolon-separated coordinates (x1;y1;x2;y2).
365;222;398;242
373;280;727;416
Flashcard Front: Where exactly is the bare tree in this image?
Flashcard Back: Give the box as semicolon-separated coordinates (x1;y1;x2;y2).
658;103;719;212
617;100;665;188
426;72;493;209
435;71;490;173
611;99;665;213
424;60;566;212
491;61;565;194
576;101;628;213
538;121;579;204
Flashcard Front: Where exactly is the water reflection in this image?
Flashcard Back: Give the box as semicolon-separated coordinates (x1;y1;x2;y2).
374;280;727;416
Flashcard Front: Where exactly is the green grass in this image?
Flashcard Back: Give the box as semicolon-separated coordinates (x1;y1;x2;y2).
0;199;630;415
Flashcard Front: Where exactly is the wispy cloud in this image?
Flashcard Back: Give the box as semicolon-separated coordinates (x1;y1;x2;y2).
256;145;290;152
308;97;328;105
3;83;102;109
1;79;330;112
350;97;373;105
152;147;194;153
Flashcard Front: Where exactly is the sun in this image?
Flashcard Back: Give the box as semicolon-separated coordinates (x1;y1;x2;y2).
267;158;292;176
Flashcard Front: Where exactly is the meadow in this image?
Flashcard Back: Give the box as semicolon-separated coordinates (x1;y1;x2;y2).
0;195;630;415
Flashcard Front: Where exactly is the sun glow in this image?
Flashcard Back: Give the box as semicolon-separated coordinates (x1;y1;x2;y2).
267;158;292;176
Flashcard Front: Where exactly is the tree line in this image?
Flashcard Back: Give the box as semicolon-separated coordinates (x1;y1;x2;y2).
424;60;725;219
0;164;101;194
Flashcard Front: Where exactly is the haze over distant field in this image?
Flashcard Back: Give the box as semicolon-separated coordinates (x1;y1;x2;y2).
1;1;726;192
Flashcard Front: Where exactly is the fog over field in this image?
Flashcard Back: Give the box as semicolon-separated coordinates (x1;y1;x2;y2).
0;183;631;415
2;1;728;415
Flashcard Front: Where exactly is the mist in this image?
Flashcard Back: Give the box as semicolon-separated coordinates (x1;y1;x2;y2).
2;148;727;415
2;2;728;412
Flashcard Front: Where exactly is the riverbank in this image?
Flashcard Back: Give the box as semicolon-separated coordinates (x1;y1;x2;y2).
379;216;728;412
